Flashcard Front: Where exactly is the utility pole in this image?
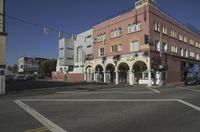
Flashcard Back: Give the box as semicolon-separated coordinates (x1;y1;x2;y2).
0;0;7;95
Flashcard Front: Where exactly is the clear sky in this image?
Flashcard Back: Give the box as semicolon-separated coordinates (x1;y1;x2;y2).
5;0;200;65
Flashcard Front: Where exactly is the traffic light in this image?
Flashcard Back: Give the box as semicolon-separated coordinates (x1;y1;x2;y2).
144;34;149;44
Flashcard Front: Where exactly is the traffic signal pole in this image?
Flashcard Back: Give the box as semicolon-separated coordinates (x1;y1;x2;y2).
159;28;164;86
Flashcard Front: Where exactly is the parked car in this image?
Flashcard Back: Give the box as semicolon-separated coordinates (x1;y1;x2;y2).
16;75;26;81
26;75;36;80
185;73;200;85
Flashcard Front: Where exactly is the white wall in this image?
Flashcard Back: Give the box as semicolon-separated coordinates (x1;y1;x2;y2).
72;29;93;74
58;37;74;66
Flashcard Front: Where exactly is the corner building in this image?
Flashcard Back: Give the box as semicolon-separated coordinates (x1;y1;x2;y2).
84;0;200;85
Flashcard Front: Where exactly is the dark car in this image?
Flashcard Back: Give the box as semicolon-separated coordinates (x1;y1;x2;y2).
26;75;36;80
185;73;200;85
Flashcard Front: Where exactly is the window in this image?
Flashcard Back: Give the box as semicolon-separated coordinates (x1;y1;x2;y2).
184;36;188;43
111;44;123;52
154;21;160;32
118;44;122;51
77;46;83;62
96;33;106;42
190;52;195;58
162;25;168;35
111;45;118;52
170;29;177;38
163;43;168;52
196;53;199;60
155;40;160;51
179;34;183;41
130;41;139;52
189;39;194;45
128;22;142;33
171;45;178;53
180;48;184;56
87;35;92;38
87;45;92;48
99;48;105;57
185;49;188;57
195;42;199;47
111;28;122;38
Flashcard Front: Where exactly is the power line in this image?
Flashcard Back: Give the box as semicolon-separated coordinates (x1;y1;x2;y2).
0;13;61;34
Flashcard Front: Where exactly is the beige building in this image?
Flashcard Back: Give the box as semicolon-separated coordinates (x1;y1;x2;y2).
0;0;7;95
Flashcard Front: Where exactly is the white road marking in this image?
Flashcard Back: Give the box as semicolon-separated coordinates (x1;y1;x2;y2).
177;87;200;92
19;99;177;102
177;99;200;112
14;100;67;132
56;87;160;94
146;87;160;93
14;98;200;132
56;91;158;94
18;99;200;112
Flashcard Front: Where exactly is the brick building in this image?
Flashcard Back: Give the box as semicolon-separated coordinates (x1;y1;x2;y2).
84;0;200;85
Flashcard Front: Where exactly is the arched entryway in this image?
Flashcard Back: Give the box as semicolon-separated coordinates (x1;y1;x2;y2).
105;64;115;83
118;62;129;84
132;61;148;84
95;65;104;82
85;65;93;82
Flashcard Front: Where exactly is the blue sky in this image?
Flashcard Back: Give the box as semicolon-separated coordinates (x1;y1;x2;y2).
6;0;200;65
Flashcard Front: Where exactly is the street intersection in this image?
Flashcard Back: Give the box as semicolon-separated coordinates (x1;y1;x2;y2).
1;84;200;132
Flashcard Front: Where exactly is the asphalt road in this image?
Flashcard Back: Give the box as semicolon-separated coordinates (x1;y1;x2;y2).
1;82;200;132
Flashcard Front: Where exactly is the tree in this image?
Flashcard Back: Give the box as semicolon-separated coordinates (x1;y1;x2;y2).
38;60;57;77
7;64;18;74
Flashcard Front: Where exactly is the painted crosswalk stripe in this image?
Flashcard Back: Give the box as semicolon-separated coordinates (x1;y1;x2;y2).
15;100;66;132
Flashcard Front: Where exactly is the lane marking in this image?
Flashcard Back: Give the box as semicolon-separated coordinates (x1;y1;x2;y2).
56;91;158;94
15;98;200;132
177;99;200;112
18;99;200;112
19;99;177;102
177;87;200;92
146;87;160;93
14;100;67;132
56;87;160;94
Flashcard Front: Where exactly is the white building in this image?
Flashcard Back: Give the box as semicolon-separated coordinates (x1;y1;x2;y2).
18;57;52;74
56;29;93;81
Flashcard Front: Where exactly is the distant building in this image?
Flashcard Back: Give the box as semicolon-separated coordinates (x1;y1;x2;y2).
54;29;93;81
18;57;52;74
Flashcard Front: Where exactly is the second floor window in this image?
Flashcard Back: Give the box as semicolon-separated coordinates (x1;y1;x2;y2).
171;45;178;53
130;41;139;52
185;49;188;57
128;22;142;33
162;25;168;35
99;48;105;57
111;44;122;52
97;33;106;42
180;48;184;56
184;36;188;43
170;29;177;38
111;28;122;38
179;34;183;41
154;21;160;32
